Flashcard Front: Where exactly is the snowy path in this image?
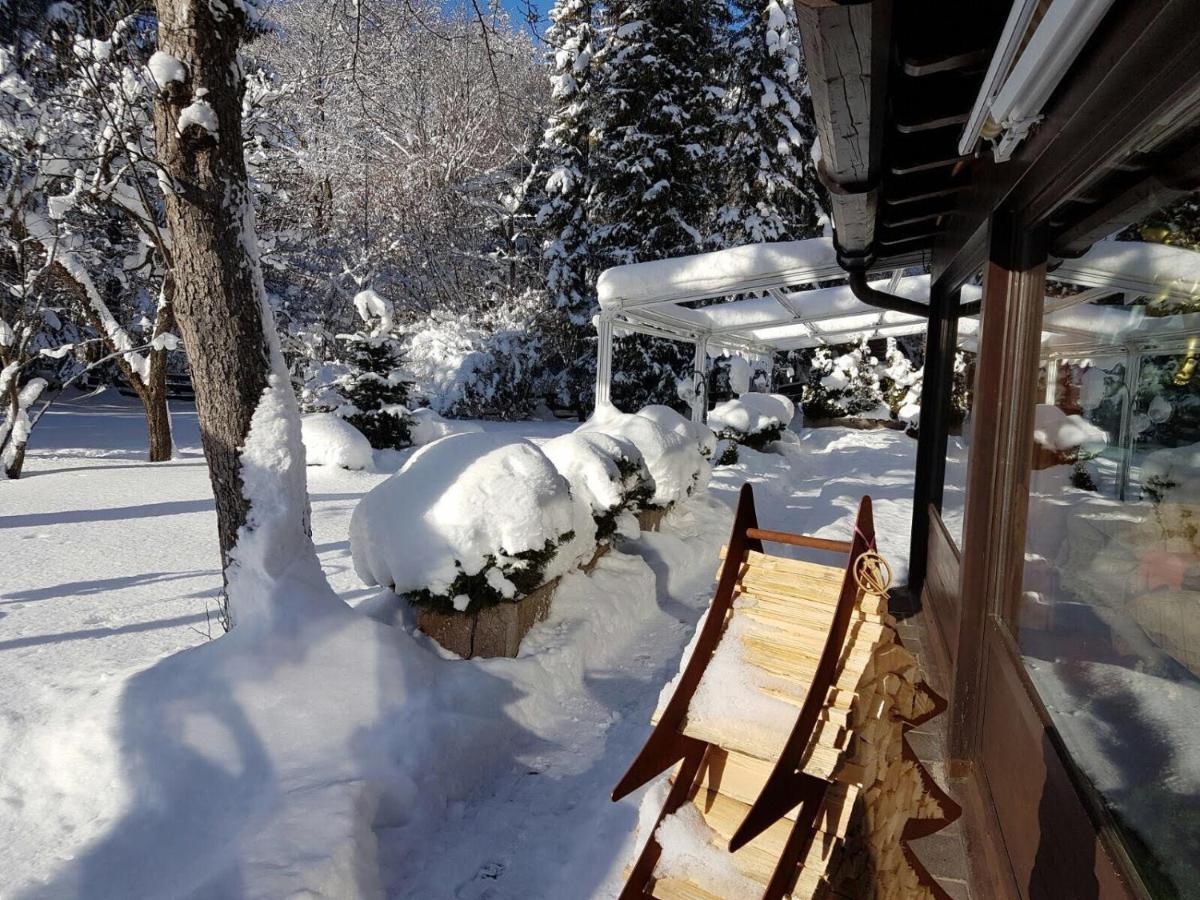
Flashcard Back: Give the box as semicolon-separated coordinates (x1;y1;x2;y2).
0;392;924;899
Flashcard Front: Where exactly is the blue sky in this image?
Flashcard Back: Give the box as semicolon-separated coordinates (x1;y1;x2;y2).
500;0;553;32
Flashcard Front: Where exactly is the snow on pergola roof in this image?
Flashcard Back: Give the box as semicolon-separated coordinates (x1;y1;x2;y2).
596;237;1200;357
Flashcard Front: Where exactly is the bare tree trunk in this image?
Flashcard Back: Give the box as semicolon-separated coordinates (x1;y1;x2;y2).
141;357;173;462
152;0;312;615
3;388;28;479
142;278;178;463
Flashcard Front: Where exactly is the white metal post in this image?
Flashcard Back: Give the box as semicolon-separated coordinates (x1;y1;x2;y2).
691;337;709;423
1044;356;1059;404
1117;345;1141;501
594;313;615;412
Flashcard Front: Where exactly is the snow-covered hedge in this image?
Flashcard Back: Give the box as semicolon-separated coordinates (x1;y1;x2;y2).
541;432;655;540
409;407;483;446
636;404;718;460
349;433;595;613
578;407;709;507
708;393;795;464
300;413;374;470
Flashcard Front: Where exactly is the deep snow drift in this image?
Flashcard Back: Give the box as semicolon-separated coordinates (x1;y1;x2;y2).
0;390;926;899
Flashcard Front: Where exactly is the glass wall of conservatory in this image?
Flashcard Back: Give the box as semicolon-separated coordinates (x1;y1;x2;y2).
1017;261;1200;896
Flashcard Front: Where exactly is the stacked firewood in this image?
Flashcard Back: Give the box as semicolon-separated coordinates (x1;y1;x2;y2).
640;547;957;899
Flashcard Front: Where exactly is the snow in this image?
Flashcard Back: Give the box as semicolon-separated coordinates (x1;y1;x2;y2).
654;799;760;898
579;407;708;506
542;431;643;524
177;98;218;136
597;237;840;308
1141;441;1200;501
680;608;798;756
635;403;717;458
1054;239;1200;302
1;390;935;898
1032;403;1109;453
147;50;185;87
349;432;596;600
408;406;483;446
708;392;795;436
352;287;394;335
301;412;374;470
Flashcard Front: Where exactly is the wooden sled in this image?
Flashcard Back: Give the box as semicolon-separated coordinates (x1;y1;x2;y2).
612;484;960;900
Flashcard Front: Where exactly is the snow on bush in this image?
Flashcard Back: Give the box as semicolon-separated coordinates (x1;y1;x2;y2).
1033;405;1109;453
1141;441;1200;503
349;433;595;613
541;432;654;540
707;393;795;464
577;407;707;507
408;407;483;446
636;404;717;459
300;413;373;470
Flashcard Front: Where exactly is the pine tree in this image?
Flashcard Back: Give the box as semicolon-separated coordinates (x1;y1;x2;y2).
717;0;821;245
589;0;726;267
533;0;600;414
338;333;412;449
586;0;728;410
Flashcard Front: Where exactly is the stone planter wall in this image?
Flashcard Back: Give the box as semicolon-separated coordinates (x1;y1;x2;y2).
416;504;673;659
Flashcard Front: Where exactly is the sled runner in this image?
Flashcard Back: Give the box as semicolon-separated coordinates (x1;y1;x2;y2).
612;483;960;899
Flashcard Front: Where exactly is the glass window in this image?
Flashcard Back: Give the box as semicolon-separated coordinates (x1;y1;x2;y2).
1019;262;1200;893
941;276;982;546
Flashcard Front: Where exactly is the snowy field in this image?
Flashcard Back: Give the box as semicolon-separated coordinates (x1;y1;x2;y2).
0;391;921;899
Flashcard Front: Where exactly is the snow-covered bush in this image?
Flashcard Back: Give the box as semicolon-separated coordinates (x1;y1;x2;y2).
542;432;654;539
636;404;717;459
578;409;707;506
349;434;595;613
452;326;546;421
409;407;483;446
707;393;795;464
405;292;552;420
801;338;885;420
300;413;373;470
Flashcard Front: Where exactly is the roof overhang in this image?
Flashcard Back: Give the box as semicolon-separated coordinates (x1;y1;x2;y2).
795;0;1200;284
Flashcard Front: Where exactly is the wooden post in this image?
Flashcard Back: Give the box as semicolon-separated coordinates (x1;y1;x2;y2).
908;283;960;597
949;210;1047;771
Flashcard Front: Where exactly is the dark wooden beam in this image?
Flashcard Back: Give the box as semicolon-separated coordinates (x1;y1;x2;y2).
908;282;960;596
949;210;1047;769
931;0;1200;292
1053;137;1200;256
902;48;990;77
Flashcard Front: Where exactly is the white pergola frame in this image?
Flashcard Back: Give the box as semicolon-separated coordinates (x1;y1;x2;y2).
593;237;1200;425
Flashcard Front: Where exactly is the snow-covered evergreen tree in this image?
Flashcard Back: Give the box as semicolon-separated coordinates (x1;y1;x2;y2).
530;0;599;414
586;0;728;410
338;334;412;449
717;0;821;245
878;338;918;414
588;0;726;267
337;289;412;449
800;338;885;419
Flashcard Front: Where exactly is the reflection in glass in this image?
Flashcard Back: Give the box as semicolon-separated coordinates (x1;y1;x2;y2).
1021;332;1200;895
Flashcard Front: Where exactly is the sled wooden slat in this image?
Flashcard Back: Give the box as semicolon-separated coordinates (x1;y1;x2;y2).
613;484;960;900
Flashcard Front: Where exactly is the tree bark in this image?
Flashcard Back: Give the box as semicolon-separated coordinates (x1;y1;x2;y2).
141;357;173;462
3;388;28;480
151;1;279;568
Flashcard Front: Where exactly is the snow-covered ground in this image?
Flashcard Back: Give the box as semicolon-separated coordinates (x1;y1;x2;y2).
0;391;921;899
